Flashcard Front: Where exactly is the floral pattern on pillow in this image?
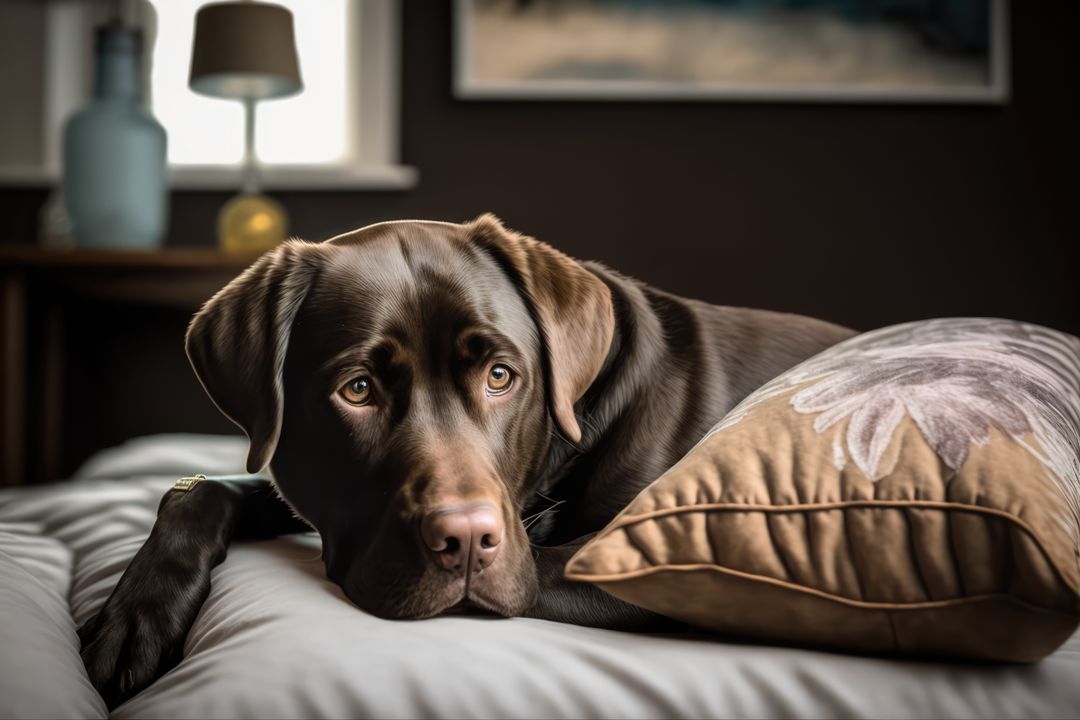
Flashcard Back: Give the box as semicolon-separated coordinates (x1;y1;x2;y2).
710;318;1080;536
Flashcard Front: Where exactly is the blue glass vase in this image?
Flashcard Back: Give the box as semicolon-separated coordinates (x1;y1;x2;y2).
63;23;167;250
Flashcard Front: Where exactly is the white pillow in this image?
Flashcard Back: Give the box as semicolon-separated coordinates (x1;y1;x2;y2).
0;527;106;719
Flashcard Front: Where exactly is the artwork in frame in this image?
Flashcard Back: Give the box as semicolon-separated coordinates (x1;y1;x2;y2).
454;0;1009;103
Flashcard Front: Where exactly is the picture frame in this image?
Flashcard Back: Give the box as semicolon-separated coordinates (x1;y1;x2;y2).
454;0;1009;103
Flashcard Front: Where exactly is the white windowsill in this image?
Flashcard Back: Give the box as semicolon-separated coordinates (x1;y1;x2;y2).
170;164;419;191
0;163;419;191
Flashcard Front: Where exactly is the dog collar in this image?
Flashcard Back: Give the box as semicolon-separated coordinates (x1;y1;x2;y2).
172;474;207;492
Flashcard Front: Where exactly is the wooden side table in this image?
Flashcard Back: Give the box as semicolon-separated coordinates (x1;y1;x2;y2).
0;246;261;486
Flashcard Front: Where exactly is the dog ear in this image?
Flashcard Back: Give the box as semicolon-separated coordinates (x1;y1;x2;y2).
186;241;323;473
468;214;615;444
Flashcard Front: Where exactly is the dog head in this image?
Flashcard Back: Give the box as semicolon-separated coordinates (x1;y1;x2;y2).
185;215;614;618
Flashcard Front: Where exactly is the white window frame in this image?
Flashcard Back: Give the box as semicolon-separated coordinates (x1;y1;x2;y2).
0;0;416;191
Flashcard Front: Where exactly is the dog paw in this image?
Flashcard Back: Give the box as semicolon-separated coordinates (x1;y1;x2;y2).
78;551;210;709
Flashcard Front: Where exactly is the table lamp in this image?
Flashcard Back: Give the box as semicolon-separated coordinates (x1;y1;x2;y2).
189;1;302;253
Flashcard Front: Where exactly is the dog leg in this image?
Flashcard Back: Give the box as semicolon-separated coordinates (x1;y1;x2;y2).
525;540;680;632
78;477;307;709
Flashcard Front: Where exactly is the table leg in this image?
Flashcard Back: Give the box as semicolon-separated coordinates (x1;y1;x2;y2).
40;300;64;483
1;272;26;486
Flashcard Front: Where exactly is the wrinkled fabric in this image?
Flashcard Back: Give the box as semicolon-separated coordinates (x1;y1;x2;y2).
0;434;1079;718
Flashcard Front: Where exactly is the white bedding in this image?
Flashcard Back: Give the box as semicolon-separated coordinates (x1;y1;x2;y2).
2;434;1079;719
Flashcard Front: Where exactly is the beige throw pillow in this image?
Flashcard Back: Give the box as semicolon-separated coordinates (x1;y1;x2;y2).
566;318;1080;662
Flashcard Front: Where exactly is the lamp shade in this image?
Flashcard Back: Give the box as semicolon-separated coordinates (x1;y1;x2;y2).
189;2;302;100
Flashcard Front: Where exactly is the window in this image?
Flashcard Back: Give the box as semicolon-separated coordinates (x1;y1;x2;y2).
149;0;349;166
0;0;414;190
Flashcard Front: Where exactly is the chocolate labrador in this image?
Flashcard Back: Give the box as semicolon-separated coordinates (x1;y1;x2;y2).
78;215;855;707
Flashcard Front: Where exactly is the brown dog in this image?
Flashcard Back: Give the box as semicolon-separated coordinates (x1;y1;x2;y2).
78;215;855;707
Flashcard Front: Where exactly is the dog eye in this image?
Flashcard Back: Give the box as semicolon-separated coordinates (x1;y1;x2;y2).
340;377;372;405
486;364;513;395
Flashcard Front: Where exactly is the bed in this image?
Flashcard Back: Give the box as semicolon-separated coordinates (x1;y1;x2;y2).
2;434;1079;719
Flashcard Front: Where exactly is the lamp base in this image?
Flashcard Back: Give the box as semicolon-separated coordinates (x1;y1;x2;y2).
217;193;288;253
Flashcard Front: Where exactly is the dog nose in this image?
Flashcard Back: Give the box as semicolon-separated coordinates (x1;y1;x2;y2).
420;503;503;575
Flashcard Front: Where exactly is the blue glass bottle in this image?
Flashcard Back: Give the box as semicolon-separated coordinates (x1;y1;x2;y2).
63;23;167;250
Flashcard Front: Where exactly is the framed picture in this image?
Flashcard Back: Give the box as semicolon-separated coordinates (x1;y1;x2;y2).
454;0;1009;103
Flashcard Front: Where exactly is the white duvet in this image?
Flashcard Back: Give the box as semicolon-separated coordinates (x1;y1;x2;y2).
2;435;1079;719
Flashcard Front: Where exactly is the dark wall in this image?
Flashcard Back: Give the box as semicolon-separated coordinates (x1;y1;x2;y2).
168;0;1080;335
3;0;1078;477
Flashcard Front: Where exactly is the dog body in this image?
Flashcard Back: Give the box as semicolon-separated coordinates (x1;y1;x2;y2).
79;216;855;706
